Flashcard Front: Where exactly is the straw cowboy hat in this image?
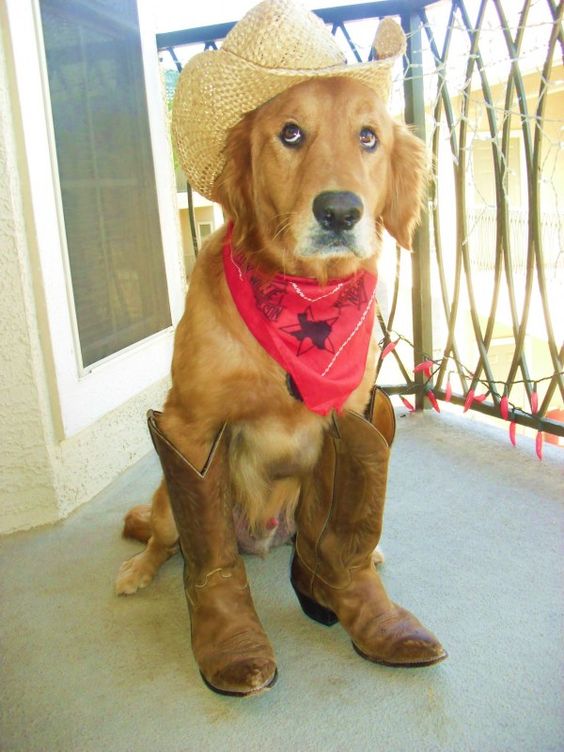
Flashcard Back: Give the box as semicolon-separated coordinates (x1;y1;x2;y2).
172;0;406;200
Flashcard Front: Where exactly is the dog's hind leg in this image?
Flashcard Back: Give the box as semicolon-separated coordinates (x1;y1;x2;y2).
123;504;152;543
115;480;178;595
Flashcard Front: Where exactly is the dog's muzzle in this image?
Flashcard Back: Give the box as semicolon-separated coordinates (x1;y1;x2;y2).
300;190;369;258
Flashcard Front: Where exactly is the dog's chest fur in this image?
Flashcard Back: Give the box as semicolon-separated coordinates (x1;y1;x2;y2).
230;414;325;481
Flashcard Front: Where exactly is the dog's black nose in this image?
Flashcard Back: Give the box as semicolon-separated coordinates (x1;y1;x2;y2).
312;191;364;232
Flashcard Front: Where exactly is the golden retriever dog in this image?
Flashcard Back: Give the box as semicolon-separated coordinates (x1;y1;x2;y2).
115;2;448;697
115;75;426;595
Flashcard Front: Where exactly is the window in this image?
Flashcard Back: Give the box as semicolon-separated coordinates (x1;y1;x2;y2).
6;0;185;436
39;0;171;368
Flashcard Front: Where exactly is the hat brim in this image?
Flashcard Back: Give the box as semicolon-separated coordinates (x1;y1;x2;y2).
172;46;402;201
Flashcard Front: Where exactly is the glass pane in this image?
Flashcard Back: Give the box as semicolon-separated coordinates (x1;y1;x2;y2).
39;0;171;367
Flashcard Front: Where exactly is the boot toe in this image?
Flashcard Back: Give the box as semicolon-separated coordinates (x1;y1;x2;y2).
203;658;278;697
394;628;447;666
353;638;447;667
353;606;447;668
356;635;447;667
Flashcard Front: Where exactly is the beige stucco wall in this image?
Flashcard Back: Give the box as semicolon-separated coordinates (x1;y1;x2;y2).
0;10;171;535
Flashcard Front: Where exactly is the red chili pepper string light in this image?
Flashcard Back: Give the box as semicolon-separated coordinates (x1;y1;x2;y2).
463;389;475;412
535;431;543;461
400;396;415;412
413;360;434;378
381;340;398;359
426;390;441;413
380;331;560;459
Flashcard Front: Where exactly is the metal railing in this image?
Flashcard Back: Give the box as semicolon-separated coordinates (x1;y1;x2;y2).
157;0;564;442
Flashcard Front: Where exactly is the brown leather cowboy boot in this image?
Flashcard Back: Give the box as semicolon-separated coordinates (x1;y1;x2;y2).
147;411;277;696
291;389;447;667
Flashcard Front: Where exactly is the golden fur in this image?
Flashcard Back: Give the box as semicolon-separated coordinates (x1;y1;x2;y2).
116;77;426;594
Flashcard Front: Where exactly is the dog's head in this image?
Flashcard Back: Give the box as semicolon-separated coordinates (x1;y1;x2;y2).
214;77;427;278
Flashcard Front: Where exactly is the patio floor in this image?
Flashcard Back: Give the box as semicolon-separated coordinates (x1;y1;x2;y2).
1;409;562;752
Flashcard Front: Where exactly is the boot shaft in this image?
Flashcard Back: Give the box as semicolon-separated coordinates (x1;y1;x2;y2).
147;411;278;695
365;385;396;445
147;411;240;579
295;390;393;586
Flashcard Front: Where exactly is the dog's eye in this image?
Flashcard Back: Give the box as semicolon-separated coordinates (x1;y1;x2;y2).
279;123;303;147
360;127;378;151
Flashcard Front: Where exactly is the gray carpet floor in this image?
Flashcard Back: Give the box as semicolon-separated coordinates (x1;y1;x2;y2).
1;410;562;752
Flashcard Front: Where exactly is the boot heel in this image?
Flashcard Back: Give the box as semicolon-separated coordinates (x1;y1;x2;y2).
293;587;338;627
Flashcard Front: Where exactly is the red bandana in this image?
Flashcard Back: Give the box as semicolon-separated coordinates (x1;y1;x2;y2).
222;225;377;415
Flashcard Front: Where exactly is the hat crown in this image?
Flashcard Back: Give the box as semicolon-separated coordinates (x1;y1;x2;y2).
222;0;345;71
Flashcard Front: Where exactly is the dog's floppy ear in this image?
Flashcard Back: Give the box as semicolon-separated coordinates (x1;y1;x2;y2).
212;111;256;248
382;124;428;250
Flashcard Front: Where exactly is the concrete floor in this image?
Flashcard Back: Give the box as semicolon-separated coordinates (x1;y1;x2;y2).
1;409;562;752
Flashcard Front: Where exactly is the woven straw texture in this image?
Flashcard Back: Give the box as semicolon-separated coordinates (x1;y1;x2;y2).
172;0;406;200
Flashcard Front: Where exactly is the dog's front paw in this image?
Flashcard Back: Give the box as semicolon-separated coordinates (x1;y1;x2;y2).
115;553;157;595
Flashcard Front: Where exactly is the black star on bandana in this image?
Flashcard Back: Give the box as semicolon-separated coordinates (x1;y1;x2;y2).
280;306;339;356
334;278;368;310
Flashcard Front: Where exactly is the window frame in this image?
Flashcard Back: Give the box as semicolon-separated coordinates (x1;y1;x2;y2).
6;0;185;438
